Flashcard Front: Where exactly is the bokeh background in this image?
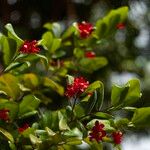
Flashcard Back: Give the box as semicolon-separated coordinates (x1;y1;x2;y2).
0;0;150;149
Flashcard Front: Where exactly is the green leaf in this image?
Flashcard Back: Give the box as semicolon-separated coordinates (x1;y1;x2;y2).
43;77;64;96
52;50;66;59
18;94;40;117
62;25;75;40
43;23;52;30
42;31;53;50
0;74;20;100
50;38;62;53
94;112;114;119
21;73;39;89
124;79;141;105
9;141;17;150
45;127;56;136
40;111;59;131
73;48;84;58
84;137;103;150
1;36;16;65
131;107;150;128
115;118;129;128
21;128;35;138
42;31;61;53
29;134;42;145
58;111;70;131
66;138;82;145
0;127;14;143
5;23;23;49
111;79;141;107
64;128;83;138
4;62;23;72
18;111;38;119
79;57;108;73
35;54;49;66
83;81;104;111
111;84;129;106
96;6;128;39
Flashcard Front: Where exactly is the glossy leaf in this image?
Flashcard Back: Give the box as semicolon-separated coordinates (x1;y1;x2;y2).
50;38;62;53
96;6;128;39
21;73;39;89
41;31;53;50
43;77;64;96
39;111;59;131
111;79;141;106
131;107;150;128
79;57;108;73
0;127;14;143
18;94;40;117
1;36;16;66
0;74;20;100
58;111;70;131
83;81;104;111
5;23;23;49
62;25;75;40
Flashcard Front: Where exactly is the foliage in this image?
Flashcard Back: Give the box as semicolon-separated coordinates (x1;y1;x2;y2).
0;6;149;150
